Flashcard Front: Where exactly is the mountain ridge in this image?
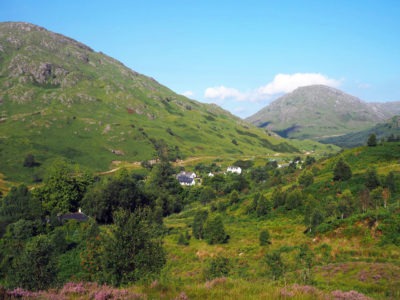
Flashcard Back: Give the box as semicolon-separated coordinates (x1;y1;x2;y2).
246;85;398;140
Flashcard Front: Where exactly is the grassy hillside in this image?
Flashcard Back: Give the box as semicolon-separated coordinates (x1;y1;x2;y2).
1;141;399;298
0;22;337;183
320;115;400;148
156;142;400;299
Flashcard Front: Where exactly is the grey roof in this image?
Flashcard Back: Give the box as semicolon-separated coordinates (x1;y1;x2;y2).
59;212;89;222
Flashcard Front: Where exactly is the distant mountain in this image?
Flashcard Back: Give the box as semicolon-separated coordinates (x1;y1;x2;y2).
320;115;400;148
371;101;400;116
0;22;336;182
246;85;397;140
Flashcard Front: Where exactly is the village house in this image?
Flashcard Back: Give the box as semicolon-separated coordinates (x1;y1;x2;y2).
227;166;242;174
176;171;196;186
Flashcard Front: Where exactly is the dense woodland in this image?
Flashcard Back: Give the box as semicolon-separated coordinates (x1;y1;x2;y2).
0;136;399;299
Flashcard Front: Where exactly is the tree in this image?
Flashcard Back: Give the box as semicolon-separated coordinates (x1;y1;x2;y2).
99;209;166;286
310;209;324;232
298;170;314;187
337;189;356;219
259;229;271;246
333;158;352;181
0;185;41;223
23;154;40;168
198;186;216;205
256;194;271;217
370;186;384;209
285;189;303;210
271;187;286;208
204;256;230;280
265;251;285;280
367;133;377;146
82;171;151;224
297;244;314;284
203;215;229;245
229;190;240;205
192;210;208;239
384;171;396;193
33;160;93;215
365;168;380;190
304;156;316;166
8;235;57;291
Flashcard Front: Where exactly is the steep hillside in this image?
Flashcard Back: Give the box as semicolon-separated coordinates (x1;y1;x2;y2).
321;115;400;148
0;22;336;182
246;85;396;140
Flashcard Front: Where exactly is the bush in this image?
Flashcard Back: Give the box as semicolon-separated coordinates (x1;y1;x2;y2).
204;215;229;245
259;229;271;246
204;257;230;280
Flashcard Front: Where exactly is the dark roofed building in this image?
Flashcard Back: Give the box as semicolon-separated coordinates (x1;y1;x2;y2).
59;208;89;222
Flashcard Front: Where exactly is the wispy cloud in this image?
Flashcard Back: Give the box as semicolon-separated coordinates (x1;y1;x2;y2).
204;86;245;103
204;73;341;103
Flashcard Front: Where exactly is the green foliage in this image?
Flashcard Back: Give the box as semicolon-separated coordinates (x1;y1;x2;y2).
259;229;271;246
364;167;380;190
297;244;314;284
384;171;396;193
333;158;352;181
177;232;190;246
298;170;314;187
23;154;40;168
229;190;240;205
0;185;41;229
271;187;286;209
192;210;208;240
255;194;272;217
367;133;377;146
304;155;316;166
204;214;229;245
285;189;303;210
82;170;151;224
7;235;57;291
33;159;93;215
204;256;231;280
265;251;285;280
379;213;400;246
99;209;166;286
249;166;269;183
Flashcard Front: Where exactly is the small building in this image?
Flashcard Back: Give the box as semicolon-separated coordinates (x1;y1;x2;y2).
59;208;89;222
176;171;196;186
227;166;242;174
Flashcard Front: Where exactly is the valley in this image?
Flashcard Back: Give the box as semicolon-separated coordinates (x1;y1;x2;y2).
0;22;399;300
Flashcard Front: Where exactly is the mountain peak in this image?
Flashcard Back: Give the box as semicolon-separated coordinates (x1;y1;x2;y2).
246;85;393;140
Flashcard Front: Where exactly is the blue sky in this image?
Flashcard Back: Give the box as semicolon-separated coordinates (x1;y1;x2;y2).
1;0;400;117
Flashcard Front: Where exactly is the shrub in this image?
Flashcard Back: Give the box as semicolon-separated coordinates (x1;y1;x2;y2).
204;215;229;245
204;257;230;280
259;229;271;246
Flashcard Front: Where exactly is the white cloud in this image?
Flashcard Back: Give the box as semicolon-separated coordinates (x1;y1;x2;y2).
181;90;194;97
204;86;245;101
203;73;341;105
258;73;340;96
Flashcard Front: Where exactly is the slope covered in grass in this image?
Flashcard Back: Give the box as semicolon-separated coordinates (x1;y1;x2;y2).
0;22;338;183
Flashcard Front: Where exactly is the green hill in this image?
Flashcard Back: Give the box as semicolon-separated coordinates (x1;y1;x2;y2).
246;85;396;140
320;115;400;148
0;22;337;183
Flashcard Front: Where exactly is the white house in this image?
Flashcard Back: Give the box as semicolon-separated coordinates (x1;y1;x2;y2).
176;171;196;186
227;166;242;174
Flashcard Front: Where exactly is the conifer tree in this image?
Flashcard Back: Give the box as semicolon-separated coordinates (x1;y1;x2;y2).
333;158;352;181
